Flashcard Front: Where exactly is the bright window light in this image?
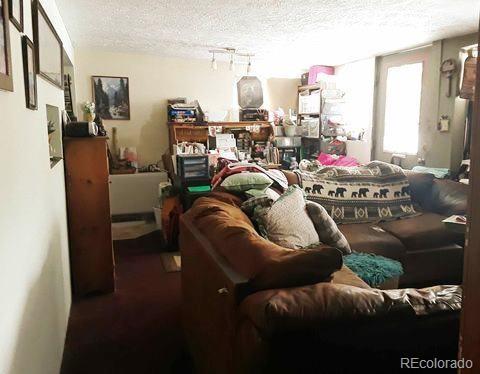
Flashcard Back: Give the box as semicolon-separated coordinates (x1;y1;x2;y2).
383;62;423;155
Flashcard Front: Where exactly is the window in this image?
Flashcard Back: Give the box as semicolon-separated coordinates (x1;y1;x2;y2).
383;62;423;154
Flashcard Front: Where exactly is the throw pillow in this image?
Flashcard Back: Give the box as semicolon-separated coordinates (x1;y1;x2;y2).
245;187;281;201
221;172;273;192
254;185;319;249
306;201;352;254
241;195;275;216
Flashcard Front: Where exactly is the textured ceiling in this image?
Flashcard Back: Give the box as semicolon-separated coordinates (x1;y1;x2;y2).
56;0;479;77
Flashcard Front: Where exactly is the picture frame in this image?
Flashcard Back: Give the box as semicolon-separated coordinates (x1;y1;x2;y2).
92;76;131;120
32;0;63;89
22;35;37;110
0;0;13;91
8;0;22;32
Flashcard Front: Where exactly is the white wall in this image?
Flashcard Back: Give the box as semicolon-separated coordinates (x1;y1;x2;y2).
0;1;73;373
336;33;477;170
74;48;299;167
335;58;376;163
437;33;477;171
264;77;300;113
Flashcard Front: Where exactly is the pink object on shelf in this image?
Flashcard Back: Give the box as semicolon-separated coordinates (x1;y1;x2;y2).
308;65;335;85
317;152;360;167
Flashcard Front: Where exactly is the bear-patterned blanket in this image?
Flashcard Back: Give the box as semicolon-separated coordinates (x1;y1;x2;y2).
295;161;419;223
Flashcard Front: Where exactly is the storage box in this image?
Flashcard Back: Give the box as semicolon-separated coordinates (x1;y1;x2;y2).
308;65;335;85
298;89;320;114
176;154;210;181
301;118;320;138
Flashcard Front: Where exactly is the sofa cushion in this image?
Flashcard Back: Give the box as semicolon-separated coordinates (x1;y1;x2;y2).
378;212;463;252
221;172;273;192
399;244;464;287
338;224;406;260
306;201;351;254
245;187;281;201
404;171;435;208
253;185;319;249
240;282;462;336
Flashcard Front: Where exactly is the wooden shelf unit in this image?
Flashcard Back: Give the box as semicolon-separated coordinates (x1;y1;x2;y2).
297;84;323;126
168;121;272;152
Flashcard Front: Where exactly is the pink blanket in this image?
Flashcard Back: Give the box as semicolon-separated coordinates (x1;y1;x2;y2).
317;153;360;167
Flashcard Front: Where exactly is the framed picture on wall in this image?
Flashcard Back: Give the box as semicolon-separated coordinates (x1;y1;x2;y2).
22;35;37;110
92;76;131;120
0;0;14;91
8;0;22;32
32;0;63;89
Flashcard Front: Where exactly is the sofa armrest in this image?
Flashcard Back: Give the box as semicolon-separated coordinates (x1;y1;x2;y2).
240;283;462;336
180;214;250;303
427;179;469;216
181;213;344;301
405;171;435;208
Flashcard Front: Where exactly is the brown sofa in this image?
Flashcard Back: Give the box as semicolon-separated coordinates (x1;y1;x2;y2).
180;185;463;373
285;170;468;287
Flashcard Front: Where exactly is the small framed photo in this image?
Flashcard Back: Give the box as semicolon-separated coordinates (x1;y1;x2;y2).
8;0;22;32
32;0;63;89
92;76;131;120
22;35;37;110
0;0;14;91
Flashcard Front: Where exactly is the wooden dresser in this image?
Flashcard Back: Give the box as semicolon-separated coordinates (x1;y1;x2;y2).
64;137;115;295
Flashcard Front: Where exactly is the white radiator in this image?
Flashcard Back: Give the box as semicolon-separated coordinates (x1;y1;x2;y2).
109;172;169;215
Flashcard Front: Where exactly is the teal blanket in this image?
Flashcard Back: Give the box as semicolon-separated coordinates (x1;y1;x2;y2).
343;252;403;287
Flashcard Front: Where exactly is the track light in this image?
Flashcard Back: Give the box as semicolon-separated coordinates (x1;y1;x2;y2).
208;48;254;73
211;52;217;71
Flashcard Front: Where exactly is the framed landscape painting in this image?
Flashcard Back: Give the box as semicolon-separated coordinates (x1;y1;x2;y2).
32;0;63;88
22;35;37;110
0;0;13;91
8;0;23;32
92;76;131;120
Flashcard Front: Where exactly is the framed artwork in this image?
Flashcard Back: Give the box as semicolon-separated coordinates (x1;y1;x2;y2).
8;0;22;32
92;76;131;120
32;0;63;89
22;35;37;110
0;0;13;91
460;54;477;100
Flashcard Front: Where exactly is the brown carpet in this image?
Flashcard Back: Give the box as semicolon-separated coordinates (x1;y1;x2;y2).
61;232;192;374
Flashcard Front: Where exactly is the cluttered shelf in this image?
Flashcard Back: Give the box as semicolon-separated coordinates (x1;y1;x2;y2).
167;121;271;128
168;121;273;153
297;83;325;91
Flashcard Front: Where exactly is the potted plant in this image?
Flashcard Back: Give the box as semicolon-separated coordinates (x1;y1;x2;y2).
83;101;96;122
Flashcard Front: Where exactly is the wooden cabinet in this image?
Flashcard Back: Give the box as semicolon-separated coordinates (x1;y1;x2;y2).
64;137;115;295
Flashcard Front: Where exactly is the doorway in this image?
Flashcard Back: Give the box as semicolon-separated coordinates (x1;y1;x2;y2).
63;50;77;121
373;47;433;169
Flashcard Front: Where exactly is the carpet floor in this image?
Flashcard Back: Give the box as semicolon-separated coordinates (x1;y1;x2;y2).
60;232;192;374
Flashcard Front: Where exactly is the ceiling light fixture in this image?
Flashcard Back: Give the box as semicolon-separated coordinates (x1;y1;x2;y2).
229;53;234;71
211;52;217;71
208;47;254;74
